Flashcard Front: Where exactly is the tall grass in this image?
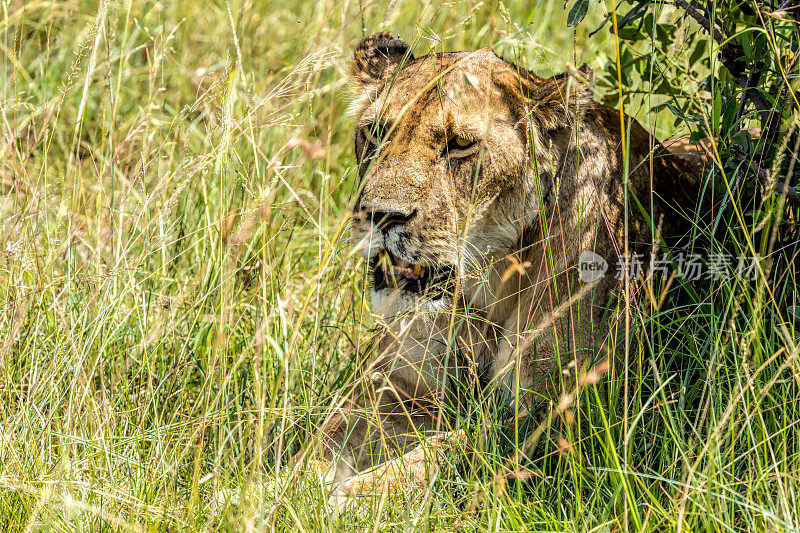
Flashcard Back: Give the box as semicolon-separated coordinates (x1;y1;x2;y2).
1;0;798;530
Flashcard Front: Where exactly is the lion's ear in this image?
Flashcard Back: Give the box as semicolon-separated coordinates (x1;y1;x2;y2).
534;65;594;131
351;32;413;87
493;63;594;132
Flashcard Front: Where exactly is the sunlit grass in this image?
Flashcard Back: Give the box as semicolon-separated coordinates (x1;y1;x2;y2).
1;0;798;530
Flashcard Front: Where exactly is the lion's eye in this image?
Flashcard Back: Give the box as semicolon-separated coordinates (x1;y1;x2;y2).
443;135;478;157
453;136;473;148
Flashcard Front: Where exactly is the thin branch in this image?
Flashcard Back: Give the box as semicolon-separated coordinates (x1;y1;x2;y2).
736;69;762;123
673;0;726;43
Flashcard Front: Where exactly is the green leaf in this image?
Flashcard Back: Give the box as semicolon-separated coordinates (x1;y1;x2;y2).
567;0;590;27
589;15;610;37
636;54;653;76
742;32;752;60
615;1;649;29
721;99;738;137
655;23;671;45
654;78;673;95
731;128;751;150
618;26;642;40
689;40;707;67
666;101;701;124
689;129;708;144
620;48;635;83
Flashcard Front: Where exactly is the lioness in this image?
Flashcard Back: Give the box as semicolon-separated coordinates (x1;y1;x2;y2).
317;33;698;479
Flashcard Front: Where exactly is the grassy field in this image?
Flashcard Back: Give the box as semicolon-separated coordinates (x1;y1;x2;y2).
1;0;799;530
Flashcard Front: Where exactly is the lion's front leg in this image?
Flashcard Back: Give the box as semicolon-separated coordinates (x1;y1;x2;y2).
319;326;462;478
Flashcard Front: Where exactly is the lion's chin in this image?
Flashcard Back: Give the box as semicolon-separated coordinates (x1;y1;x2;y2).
370;288;450;320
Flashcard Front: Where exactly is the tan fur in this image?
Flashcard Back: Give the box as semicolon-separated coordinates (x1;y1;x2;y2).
317;33;698;477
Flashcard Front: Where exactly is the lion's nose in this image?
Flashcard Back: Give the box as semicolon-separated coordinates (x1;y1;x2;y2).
364;207;416;232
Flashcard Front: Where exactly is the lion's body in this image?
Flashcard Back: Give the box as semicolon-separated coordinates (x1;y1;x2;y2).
319;33;698;475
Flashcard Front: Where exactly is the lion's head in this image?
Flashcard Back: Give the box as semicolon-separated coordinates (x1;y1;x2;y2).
348;33;595;319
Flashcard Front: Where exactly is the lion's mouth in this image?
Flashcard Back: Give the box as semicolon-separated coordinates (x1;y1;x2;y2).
370;250;455;296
